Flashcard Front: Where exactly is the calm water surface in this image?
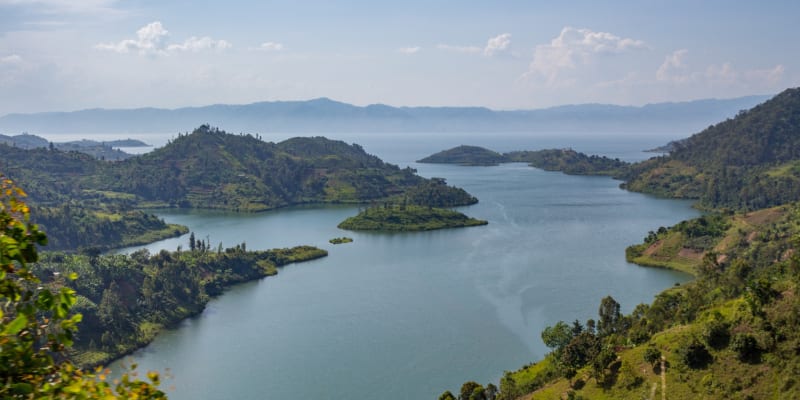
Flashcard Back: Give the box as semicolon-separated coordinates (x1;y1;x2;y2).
105;134;699;399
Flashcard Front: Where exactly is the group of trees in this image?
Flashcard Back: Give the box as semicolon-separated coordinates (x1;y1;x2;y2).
0;176;166;398
623;87;800;210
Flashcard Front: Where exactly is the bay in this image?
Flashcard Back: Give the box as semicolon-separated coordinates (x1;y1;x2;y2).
107;133;700;399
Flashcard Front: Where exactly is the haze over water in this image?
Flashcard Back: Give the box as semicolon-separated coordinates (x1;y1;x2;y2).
110;133;699;399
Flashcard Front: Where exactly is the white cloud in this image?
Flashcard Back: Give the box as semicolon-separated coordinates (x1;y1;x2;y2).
523;27;647;86
95;21;230;56
656;49;689;82
168;36;231;52
0;54;23;64
437;44;482;54
484;33;511;56
258;42;284;51
438;33;513;57
398;46;420;54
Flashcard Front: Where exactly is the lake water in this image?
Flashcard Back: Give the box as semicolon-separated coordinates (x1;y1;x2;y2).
101;131;700;399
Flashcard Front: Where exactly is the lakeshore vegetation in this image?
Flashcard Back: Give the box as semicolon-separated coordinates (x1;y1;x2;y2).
442;88;800;399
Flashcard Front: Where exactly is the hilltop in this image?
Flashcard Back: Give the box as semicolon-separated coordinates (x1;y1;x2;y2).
417;145;507;166
0;126;478;249
623;87;800;210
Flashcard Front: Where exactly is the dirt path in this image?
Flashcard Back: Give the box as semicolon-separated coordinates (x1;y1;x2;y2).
661;356;667;400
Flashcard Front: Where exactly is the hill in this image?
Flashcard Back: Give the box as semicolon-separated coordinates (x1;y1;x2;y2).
623;87;800;210
2;125;476;212
0;95;770;134
0;133;144;160
1;126;478;249
418;146;629;176
448;203;800;400
337;205;488;232
417;145;507;166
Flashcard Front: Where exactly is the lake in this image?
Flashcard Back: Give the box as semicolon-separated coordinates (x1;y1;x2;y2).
104;132;699;399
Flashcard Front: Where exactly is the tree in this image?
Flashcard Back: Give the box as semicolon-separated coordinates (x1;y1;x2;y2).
598;296;621;337
189;232;196;252
541;321;572;355
0;175;166;398
459;381;483;400
439;391;456;400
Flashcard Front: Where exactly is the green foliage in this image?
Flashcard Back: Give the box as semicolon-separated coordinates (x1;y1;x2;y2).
643;346;661;366
679;338;712;369
458;381;483;400
438;391;457;400
329;237;353;244
418;146;629;175
3;126;478;214
417;145;507;166
337;204;487;232
507;148;629;176
403;177;478;207
0;176;165;399
730;333;761;363
34;245;326;366
624;88;800;210
541;321;573;354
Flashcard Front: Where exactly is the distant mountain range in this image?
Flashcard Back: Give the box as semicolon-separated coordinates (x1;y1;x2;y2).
0;95;772;135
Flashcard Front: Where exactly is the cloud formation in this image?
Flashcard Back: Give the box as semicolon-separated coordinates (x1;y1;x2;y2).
484;33;511;56
438;33;512;56
0;54;23;64
95;22;230;55
656;49;689;82
259;42;284;51
524;27;647;85
398;46;420;54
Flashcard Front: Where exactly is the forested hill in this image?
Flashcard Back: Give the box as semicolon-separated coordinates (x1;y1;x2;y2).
623;87;800;210
1;125;476;212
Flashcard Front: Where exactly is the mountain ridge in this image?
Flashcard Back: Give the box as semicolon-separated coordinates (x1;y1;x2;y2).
0;95;771;134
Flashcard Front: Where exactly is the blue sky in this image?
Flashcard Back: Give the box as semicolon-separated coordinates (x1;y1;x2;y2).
1;0;798;115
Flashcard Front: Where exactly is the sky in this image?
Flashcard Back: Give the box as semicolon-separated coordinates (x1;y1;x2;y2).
1;0;799;115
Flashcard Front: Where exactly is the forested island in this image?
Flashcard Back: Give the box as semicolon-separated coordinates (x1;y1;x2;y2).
419;145;629;176
338;205;488;232
442;87;800;400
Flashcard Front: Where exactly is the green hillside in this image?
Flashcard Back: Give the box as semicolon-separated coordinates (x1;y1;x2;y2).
1;125;478;250
338;204;488;232
417;145;508;166
418;146;628;176
624;87;800;210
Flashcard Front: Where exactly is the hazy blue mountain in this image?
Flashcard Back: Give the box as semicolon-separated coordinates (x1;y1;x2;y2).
0;95;771;135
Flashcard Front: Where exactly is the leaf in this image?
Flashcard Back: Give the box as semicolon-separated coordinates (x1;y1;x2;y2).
2;314;28;335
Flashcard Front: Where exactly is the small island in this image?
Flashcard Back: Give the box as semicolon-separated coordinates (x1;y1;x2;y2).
419;145;629;176
338;205;488;232
417;145;507;166
329;237;354;244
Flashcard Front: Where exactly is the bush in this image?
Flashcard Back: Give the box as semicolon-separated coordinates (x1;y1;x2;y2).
702;318;731;349
643;346;662;366
731;333;761;363
679;339;712;369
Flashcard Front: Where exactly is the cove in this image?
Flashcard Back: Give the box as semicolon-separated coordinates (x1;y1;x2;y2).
110;159;699;399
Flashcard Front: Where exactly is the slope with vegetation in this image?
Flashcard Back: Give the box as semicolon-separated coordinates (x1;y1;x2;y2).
338;204;487;232
0;177;166;399
417;145;508;166
443;87;800;400
1;125;479;250
418;146;629;176
623;87;800;210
